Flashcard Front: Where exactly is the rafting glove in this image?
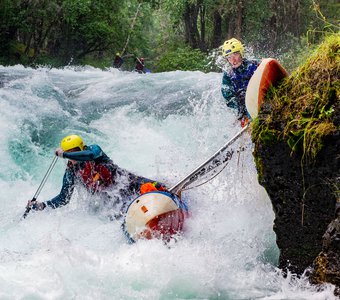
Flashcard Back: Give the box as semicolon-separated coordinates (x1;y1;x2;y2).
27;200;46;211
32;201;46;211
55;148;64;158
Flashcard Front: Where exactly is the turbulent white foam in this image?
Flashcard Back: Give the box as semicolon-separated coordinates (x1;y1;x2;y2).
0;65;337;299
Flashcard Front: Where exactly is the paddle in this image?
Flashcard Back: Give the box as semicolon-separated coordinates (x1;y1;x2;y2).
169;123;250;194
22;156;58;219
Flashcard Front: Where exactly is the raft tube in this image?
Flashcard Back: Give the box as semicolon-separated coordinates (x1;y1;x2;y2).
122;191;189;243
245;58;288;119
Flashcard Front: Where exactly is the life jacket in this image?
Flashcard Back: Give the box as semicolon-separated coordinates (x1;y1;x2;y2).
226;59;258;119
229;59;258;93
135;62;145;72
140;182;166;195
76;161;114;193
113;56;123;68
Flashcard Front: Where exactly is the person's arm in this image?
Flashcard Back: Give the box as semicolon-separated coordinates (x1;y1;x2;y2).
62;145;103;161
221;72;238;110
45;168;76;208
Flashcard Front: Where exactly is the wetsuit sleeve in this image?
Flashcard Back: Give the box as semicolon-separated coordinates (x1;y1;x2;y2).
45;168;75;208
221;72;238;110
121;169;164;196
63;145;103;161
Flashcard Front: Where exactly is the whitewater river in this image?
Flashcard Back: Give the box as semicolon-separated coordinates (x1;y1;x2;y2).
0;65;337;299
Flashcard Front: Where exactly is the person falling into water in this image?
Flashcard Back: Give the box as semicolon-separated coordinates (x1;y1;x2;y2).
26;134;166;218
221;38;260;127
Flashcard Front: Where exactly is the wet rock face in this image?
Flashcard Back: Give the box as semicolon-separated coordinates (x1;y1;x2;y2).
252;34;339;290
311;216;340;292
253;134;339;275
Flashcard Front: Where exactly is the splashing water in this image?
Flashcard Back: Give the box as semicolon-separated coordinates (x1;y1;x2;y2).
0;65;337;299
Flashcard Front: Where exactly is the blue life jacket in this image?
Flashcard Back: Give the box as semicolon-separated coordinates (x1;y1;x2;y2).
221;59;259;118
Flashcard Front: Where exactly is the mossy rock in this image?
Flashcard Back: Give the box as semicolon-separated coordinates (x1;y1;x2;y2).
253;33;339;163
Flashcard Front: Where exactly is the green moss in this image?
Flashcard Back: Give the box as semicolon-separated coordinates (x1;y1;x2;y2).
253;154;265;182
253;33;339;162
259;128;280;145
156;47;209;72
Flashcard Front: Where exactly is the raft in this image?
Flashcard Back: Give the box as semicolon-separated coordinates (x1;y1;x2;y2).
245;58;288;118
122;191;189;243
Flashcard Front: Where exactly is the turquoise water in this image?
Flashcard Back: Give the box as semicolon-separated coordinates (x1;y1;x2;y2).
0;65;337;299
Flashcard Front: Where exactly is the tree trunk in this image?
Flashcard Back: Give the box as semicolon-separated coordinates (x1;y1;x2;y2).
24;34;33;55
269;0;279;49
235;0;243;39
289;0;301;36
227;17;234;38
198;2;206;51
190;3;200;49
121;3;142;56
212;10;222;48
183;2;199;48
183;4;191;45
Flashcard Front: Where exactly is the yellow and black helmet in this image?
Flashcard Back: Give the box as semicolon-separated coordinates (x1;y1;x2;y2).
222;38;244;57
60;135;84;151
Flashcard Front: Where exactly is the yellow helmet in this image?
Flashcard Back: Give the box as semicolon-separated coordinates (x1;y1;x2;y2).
60;135;84;151
116;52;120;56
222;38;244;57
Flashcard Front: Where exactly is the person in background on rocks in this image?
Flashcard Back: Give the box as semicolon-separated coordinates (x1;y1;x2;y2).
134;57;145;73
221;38;260;127
26;134;166;218
113;52;124;69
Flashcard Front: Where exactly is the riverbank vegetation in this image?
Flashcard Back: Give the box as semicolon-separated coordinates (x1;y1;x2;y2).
0;0;339;72
252;33;339;162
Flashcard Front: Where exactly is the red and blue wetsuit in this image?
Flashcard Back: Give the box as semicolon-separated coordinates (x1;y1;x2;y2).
221;59;259;119
45;145;154;210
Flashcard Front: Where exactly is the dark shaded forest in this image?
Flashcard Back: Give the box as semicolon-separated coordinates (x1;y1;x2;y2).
0;0;339;71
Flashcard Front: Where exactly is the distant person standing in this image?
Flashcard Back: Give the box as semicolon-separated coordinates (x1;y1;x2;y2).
221;38;259;127
113;53;124;69
134;57;145;73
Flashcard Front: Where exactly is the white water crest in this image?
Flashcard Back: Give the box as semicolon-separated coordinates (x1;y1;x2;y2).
0;65;337;299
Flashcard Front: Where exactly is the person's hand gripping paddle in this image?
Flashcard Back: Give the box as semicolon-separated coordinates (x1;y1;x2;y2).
22;156;58;219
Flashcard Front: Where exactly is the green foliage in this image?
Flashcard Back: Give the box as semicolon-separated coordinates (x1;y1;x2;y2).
257;127;280;145
243;0;272;42
253;34;339;162
124;2;154;59
156;47;209;72
307;0;340;44
276;35;315;73
0;0;39;61
161;0;186;24
0;0;339;71
62;0;91;27
59;0;121;61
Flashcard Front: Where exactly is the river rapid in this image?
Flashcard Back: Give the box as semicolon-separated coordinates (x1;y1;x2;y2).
0;65;337;299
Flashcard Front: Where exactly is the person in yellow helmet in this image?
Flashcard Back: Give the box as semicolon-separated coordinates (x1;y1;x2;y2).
26;134;164;217
113;52;124;68
221;38;260;127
